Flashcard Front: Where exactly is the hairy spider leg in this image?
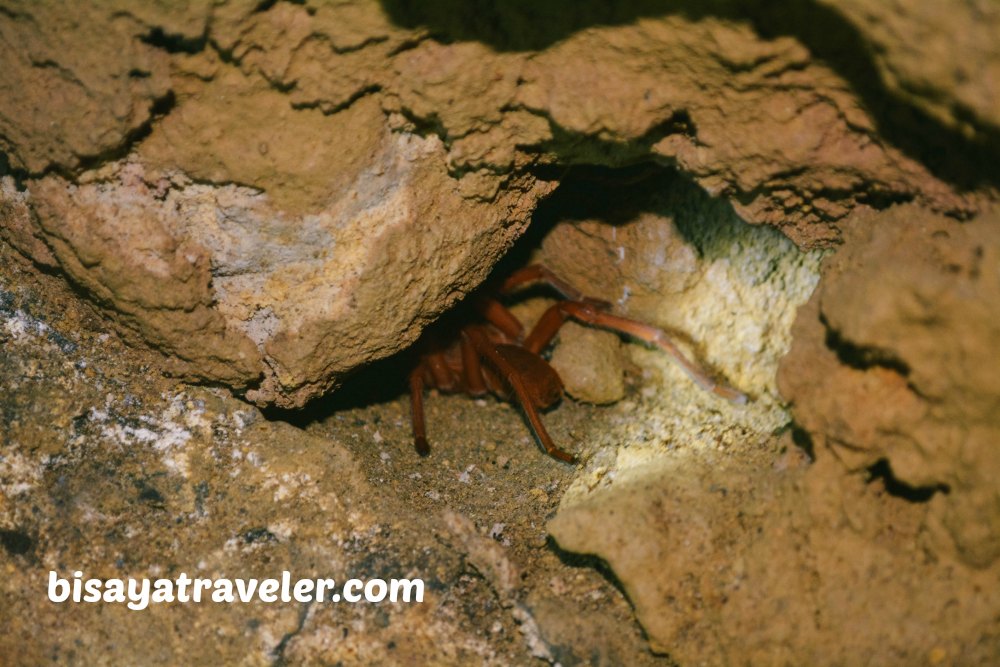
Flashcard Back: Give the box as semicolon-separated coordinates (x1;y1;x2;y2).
408;295;528;458
408;364;430;456
464;326;576;463
425;350;457;391
460;333;488;395
524;300;748;404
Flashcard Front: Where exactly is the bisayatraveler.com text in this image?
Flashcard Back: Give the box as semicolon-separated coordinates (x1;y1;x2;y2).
48;570;424;611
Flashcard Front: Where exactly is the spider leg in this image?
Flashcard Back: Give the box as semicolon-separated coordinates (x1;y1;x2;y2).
460;333;488;395
409;363;430;456
426;350;457;392
464;327;576;463
499;264;588;301
473;296;524;341
499;264;614;312
526;301;748;404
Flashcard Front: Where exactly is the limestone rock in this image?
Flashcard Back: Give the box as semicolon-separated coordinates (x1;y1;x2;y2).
779;204;1000;567
0;0;994;408
549;454;1000;665
818;0;1000;141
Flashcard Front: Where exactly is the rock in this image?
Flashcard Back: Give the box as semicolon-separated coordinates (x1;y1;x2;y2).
817;0;1000;141
549;453;1000;665
2;1;993;407
550;323;627;405
536;171;823;404
779;203;1000;568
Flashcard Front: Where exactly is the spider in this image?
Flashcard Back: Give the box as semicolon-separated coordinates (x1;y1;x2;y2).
407;264;747;463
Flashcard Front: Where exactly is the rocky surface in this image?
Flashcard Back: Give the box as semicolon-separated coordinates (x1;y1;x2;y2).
817;0;1000;143
779;204;1000;569
2;0;993;407
3;1;1000;665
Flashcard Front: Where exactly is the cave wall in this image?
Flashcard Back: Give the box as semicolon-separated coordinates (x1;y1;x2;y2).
2;0;994;408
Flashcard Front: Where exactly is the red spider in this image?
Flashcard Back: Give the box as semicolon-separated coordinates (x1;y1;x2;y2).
407;264;747;463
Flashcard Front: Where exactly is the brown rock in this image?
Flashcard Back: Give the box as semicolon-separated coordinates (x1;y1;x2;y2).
1;1;994;409
550;454;1000;665
779;204;1000;567
818;0;1000;140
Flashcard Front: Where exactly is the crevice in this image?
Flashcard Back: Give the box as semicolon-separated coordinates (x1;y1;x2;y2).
0;149;29;190
867;458;949;503
14;89;176;185
391;105;452;146
820;314;911;377
139;26;208;54
328;35;390;56
545;536;637;629
790;424;816;461
291;85;383;116
515;105;698;168
270;601;313;666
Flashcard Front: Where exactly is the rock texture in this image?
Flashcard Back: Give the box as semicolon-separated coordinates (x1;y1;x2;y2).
544;206;1000;665
2;0;993;407
779;204;1000;568
817;0;1000;142
4;2;1000;664
549;450;1000;665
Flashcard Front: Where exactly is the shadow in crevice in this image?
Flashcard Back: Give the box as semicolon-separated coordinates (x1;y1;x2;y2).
379;0;1000;194
820;314;912;377
380;0;737;52
525;159;786;266
546;535;633;606
260;350;414;429
867;458;949;503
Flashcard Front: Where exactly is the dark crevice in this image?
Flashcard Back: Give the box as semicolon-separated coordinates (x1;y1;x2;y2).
867;459;949;503
821;314;911;377
76;90;176;173
16;90;176;185
270;601;313;666
0;149;29;190
391;105;452;146
523;107;696;169
547;535;632;605
291;85;384;115
328;35;390;56
260;350;413;428
139;26;208;54
790;424;816;461
254;0;306;14
546;534;657;662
